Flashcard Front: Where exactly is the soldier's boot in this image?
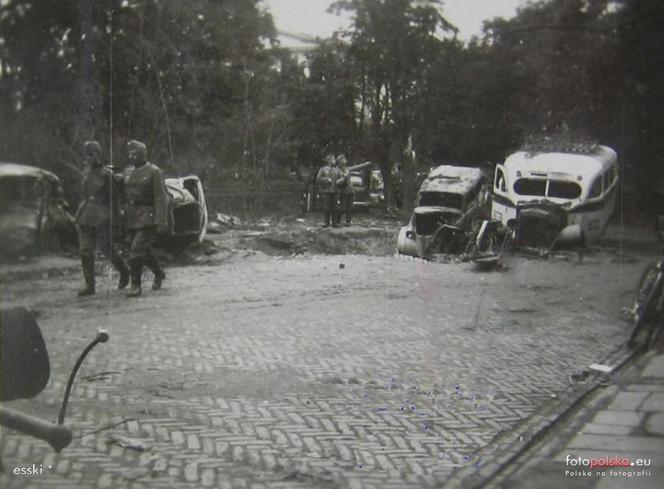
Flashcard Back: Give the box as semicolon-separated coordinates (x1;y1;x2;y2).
126;258;143;298
113;255;130;290
323;212;331;228
345;213;352;226
78;256;96;296
145;254;166;291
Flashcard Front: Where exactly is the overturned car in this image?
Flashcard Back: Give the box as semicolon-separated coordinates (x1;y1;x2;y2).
0;163;77;258
397;165;488;257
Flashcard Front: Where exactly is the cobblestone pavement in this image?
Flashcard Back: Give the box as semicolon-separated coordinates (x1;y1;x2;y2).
0;248;651;488
488;351;664;489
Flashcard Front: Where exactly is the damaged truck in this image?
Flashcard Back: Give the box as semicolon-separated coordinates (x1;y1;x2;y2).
490;144;618;249
396;165;488;258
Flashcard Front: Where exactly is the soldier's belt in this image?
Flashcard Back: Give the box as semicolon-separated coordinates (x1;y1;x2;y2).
127;198;153;205
83;197;109;204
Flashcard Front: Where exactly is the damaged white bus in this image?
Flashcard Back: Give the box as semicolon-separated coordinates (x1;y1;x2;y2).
491;144;618;248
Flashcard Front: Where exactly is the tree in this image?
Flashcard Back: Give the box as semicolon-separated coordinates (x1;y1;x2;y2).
477;0;664;209
613;0;664;202
298;39;357;163
0;0;279;187
0;0;94;180
330;0;455;209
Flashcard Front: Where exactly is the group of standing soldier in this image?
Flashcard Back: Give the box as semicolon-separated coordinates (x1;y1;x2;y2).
74;139;168;298
315;153;354;228
75;146;356;295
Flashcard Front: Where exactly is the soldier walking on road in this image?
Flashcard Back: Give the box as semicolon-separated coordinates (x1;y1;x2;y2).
316;154;341;228
75;140;129;296
115;156;163;288
335;154;353;226
124;140;169;297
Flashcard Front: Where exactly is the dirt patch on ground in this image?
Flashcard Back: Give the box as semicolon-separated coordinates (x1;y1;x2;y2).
203;215;662;261
201;213;402;260
244;226;397;256
2;216;659;277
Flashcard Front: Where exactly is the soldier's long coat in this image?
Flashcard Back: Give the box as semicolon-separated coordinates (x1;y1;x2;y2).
123;162;169;231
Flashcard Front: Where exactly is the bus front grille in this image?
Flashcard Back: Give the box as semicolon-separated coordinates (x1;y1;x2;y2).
516;207;565;248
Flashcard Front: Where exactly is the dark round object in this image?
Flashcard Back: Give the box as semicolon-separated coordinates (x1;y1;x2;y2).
0;307;50;401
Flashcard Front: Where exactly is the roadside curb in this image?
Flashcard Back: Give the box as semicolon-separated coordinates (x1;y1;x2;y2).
440;342;644;489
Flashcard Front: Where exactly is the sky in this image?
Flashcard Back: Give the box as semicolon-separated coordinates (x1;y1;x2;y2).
262;0;524;48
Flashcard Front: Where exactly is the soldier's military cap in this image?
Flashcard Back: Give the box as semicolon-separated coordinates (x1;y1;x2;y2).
83;140;102;155
324;154;336;165
127;139;147;154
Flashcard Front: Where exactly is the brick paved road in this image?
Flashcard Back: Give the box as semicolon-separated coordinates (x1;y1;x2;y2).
0;248;651;488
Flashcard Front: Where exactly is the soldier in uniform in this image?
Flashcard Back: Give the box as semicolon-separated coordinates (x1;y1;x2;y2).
315;154;341;228
124;140;169;297
75;140;129;296
335;154;353;226
114;154;163;287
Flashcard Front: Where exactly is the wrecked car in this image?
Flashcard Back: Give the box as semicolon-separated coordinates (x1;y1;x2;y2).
358;168;386;207
0;163;208;258
0;163;77;258
164;176;208;244
368;169;385;205
396;165;488;257
347;162;376;211
491;144;618;249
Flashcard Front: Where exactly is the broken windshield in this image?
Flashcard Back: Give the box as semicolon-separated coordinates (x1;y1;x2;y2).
513;178;546;196
513;178;581;199
418;191;463;209
548;180;581;198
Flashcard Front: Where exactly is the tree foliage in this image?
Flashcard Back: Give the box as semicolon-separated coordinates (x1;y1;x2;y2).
0;0;662;208
0;0;278;179
330;0;455;206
